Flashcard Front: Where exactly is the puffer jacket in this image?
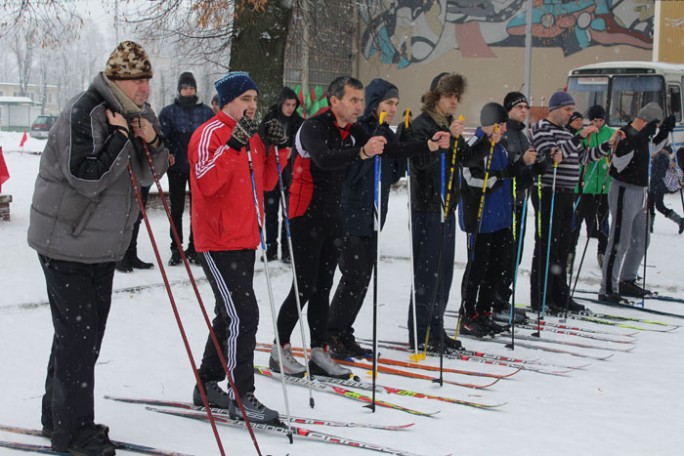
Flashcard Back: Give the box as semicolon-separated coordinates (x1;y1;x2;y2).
27;72;169;263
159;98;213;174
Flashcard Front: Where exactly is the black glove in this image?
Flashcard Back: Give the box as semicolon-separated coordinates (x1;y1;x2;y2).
660;114;676;135
642;120;658;139
398;123;414;142
263;118;288;146
227;115;260;150
374;121;392;138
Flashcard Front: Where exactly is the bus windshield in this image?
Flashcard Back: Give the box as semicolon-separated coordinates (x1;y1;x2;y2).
567;75;665;127
609;76;664;125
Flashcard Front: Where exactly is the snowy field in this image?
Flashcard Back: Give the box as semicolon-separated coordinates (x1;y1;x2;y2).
1;130;684;456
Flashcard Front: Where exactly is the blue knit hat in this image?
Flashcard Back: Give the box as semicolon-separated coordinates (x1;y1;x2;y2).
214;71;258;108
548;91;575;111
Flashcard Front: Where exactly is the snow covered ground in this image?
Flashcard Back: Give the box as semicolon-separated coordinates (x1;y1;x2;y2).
1;130;684;456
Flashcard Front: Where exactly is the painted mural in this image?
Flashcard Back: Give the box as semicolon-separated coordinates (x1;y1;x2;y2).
360;0;654;68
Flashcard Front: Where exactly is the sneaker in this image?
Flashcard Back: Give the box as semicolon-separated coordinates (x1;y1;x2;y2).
193;381;231;408
598;293;623;303
619;280;652;298
459;315;492;338
269;343;306;377
328;334;354;360
309;346;353;379
229;392;279;424
597;253;605;268
168;249;182;266
63;424;116;456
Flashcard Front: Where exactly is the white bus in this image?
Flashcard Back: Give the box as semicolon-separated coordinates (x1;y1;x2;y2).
567;61;683;150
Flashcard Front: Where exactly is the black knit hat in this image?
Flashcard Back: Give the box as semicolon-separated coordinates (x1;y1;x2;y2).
568;111;584;125
587;105;606;120
503;91;528;112
178;72;197;92
480;102;508;127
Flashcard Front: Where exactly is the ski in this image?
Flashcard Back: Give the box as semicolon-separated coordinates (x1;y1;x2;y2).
354;339;580;375
573;296;684;320
104;396;414;431
529;319;638;337
253;366;440;417
461;334;614;360
0;424;191;456
519;305;679;328
149;407;434;456
575;288;684;304
509;325;637;349
255;345;498;389
567;314;679;332
0;440;64;455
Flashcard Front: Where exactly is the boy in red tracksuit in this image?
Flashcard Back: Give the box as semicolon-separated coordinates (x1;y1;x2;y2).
188;71;289;423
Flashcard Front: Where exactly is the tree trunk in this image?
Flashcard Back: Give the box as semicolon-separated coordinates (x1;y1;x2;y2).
230;1;293;116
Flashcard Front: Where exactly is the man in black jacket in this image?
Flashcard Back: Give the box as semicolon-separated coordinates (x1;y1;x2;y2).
406;73;489;351
600;103;674;301
259;87;304;262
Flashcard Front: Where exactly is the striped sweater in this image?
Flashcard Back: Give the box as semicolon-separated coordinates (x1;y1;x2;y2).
531;118;611;190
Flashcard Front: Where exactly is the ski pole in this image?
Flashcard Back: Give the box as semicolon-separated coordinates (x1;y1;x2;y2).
642;135;654;308
139;142;264;455
126;162;229;456
369;110;386;412
535;174;543;330
540;154;559;321
274;145;314;408
404;110;423;362
245;140;294;441
507;186;529;351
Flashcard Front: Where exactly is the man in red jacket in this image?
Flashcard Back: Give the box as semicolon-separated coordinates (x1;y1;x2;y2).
187;71;289;423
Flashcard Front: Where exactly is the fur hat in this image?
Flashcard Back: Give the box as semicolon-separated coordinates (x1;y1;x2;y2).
480;102;508;127
431;73;466;97
104;41;153;81
214;72;258;108
548;91;575;111
636;102;664;124
178;72;197;92
587;105;606;120
503;91;528;112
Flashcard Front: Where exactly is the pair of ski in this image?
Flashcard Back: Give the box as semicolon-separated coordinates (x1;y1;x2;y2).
104;396;439;456
574;287;684;304
0;424;190;456
253;365;505;410
356;338;590;374
572;295;684;321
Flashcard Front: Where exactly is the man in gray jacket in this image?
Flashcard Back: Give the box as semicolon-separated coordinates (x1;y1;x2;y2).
27;41;168;456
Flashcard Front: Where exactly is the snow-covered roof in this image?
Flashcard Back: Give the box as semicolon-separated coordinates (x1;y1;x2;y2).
0;96;34;104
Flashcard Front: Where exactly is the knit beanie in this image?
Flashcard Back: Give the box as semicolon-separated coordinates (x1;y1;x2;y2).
178;72;197;92
568;111;583;125
382;87;399;102
104;41;153;81
503;91;528;112
214;71;258;108
587;105;606;120
480;102;508;127
636;102;663;124
548;91;575;111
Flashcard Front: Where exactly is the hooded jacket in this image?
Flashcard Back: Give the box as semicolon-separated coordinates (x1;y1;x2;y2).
341;79;407;236
159;97;214;174
27;72;169;263
258;87;304;188
577;123;615;194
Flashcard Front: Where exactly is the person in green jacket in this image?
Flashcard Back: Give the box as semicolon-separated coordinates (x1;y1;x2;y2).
570;105;615;268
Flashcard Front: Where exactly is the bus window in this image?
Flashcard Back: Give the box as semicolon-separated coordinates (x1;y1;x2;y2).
566;76;608;116
609;76;665;126
668;85;682;122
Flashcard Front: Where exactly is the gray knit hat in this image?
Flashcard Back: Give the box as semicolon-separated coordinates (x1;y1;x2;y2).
548;91;575;111
104;41;153;80
636;102;663;124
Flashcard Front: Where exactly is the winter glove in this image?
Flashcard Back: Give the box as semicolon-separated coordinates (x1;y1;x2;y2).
227;116;260;151
660;114;676;135
398;123;414;142
263;118;288;146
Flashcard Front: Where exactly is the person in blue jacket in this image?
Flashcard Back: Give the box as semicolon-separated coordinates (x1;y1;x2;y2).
458;102;533;337
159;72;214;266
327;78;410;358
